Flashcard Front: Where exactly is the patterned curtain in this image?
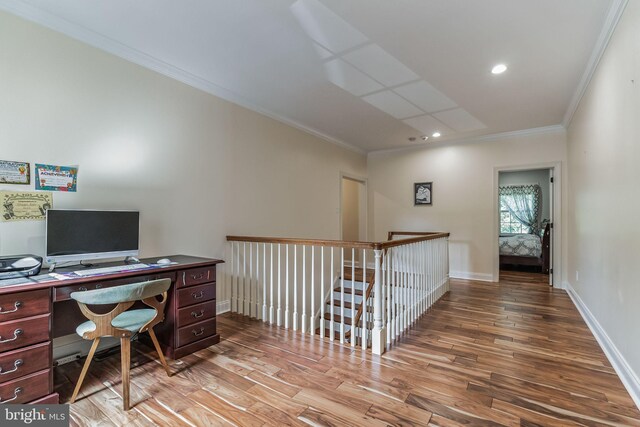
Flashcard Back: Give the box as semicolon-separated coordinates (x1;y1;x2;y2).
499;185;542;234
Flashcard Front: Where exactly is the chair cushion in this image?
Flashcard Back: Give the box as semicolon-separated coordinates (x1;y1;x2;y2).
76;309;157;337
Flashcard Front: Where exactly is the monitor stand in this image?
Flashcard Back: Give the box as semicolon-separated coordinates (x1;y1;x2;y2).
48;263;56;273
124;256;140;264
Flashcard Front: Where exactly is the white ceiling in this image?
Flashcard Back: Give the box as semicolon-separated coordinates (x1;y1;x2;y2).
0;0;621;152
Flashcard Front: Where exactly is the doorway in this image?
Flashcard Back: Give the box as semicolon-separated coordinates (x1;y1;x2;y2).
494;163;561;287
340;175;367;264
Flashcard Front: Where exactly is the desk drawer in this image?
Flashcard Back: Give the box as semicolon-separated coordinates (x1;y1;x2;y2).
177;300;216;328
178;267;215;288
54;272;175;302
177;318;216;348
0;289;49;322
177;283;215;308
0;342;50;384
0;369;50;404
0;314;50;353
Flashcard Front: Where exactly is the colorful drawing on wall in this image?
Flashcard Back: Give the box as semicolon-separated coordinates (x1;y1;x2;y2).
414;182;432;206
1;191;53;221
0;160;30;185
35;164;78;192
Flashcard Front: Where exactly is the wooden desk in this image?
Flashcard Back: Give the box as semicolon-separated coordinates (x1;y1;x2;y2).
0;255;223;405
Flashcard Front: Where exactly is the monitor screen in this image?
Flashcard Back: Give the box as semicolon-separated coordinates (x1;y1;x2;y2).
46;210;139;263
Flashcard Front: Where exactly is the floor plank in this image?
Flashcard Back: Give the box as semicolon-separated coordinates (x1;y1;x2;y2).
57;271;640;426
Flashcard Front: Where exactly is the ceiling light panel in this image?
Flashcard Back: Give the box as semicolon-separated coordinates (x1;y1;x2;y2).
313;42;333;59
403;114;452;136
290;0;368;54
362;90;424;119
323;58;384;96
433;108;487;132
394;81;457;113
342;44;419;87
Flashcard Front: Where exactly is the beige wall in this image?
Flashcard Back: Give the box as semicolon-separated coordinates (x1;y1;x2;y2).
0;12;367;306
341;178;361;242
566;1;640;385
368;131;566;281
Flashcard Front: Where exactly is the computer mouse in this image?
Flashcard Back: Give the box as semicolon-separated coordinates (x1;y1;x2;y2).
157;258;172;265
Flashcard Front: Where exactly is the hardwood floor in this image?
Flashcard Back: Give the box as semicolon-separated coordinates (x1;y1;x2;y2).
55;272;640;426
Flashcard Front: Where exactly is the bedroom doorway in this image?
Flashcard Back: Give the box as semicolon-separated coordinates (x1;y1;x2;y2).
495;164;559;287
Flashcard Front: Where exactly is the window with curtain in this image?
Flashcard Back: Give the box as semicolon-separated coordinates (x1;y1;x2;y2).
499;185;542;234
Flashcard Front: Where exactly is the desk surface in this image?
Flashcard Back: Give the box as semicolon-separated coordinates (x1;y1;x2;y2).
0;255;224;295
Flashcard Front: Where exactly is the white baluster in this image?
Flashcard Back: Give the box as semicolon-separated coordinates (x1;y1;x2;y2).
242;242;247;315
277;243;282;326
302;246;307;334
230;242;236;313
340;248;345;343
285;244;290;329
330;247;335;341
361;249;367;349
351;248;356;347
386;248;391;345
270;243;274;324
255;243;260;318
249;242;253;318
310;246;315;336
320;247;325;339
293;245;298;331
262;243;267;322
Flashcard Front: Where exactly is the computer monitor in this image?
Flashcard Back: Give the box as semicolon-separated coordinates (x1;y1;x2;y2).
45;209;140;264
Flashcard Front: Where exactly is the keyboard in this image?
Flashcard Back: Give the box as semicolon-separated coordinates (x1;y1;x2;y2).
73;263;150;276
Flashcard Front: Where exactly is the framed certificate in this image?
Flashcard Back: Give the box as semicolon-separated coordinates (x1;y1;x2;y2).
0;160;30;185
35;163;78;192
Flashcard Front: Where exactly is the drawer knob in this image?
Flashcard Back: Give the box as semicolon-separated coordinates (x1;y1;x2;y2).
78;286;88;292
0;329;23;344
191;290;205;300
191;310;205;319
95;284;102;289
0;387;22;404
0;359;23;376
192;327;205;337
191;273;204;280
0;301;22;315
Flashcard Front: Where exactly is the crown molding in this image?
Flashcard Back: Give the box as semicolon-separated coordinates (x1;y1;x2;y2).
562;0;629;128
368;124;566;156
0;1;365;155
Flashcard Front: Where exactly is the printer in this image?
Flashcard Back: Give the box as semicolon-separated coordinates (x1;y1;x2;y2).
0;255;43;280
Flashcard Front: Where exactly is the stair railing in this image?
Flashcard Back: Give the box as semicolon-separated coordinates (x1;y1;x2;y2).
225;232;449;355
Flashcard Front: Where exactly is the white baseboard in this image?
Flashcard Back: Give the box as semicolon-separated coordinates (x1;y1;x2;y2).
217;299;231;315
449;271;494;282
565;282;640;409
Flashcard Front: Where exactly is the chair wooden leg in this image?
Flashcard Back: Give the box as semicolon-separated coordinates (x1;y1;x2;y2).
148;328;171;377
70;337;101;404
120;337;131;411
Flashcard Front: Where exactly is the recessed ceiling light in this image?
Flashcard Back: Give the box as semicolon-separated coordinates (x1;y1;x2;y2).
432;132;441;138
492;64;507;74
421;135;429;141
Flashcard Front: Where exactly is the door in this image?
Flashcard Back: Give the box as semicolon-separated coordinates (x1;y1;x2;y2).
341;176;367;264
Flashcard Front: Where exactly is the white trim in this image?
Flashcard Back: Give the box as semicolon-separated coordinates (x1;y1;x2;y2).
369;125;565;156
449;271;494;282
562;0;629;127
493;162;562;287
565;282;640;410
217;299;231;315
0;0;364;155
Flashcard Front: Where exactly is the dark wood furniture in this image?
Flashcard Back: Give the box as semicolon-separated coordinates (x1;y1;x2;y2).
499;224;551;274
0;255;222;405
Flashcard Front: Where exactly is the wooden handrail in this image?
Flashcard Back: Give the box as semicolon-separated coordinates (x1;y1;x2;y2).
226;232;450;250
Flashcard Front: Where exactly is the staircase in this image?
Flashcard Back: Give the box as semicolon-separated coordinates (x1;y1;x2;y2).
315;267;375;343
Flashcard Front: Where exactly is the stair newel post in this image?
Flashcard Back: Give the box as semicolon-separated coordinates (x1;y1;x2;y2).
372;249;386;355
446;236;451;293
340;248;345;344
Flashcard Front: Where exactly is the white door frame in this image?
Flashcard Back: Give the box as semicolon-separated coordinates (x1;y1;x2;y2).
493;161;562;287
339;172;368;242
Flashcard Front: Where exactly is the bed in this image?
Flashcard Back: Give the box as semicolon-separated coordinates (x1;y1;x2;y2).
499;223;550;273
